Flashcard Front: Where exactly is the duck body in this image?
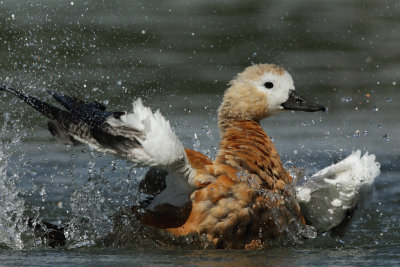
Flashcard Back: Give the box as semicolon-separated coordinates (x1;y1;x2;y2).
165;120;305;248
0;64;380;249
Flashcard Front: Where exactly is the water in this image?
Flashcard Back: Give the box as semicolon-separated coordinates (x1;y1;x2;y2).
0;0;399;265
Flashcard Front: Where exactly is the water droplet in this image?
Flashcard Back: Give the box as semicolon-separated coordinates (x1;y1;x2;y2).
372;105;379;111
39;185;46;196
363;130;368;136
346;97;352;102
116;80;122;85
383;134;390;141
337;239;345;244
378;124;382;129
386;98;392;103
392;81;396;86
70;1;74;5
141;30;146;34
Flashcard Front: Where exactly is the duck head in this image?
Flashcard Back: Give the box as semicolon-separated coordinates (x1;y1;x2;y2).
218;64;326;131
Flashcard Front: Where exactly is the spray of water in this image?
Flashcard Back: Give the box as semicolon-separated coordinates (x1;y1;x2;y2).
0;113;27;249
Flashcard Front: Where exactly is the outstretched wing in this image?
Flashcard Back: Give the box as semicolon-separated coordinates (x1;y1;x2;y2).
0;85;196;188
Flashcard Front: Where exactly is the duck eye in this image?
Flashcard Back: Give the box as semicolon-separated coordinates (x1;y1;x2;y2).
264;82;274;89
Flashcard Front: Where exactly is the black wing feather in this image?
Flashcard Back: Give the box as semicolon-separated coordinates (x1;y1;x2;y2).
0;84;138;155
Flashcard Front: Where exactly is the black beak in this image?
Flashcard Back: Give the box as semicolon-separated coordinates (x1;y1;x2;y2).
282;90;326;112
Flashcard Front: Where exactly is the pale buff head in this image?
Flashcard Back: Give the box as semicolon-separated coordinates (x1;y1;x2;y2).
218;64;295;129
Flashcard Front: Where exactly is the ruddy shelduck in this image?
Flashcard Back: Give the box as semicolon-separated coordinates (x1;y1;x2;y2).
0;64;380;249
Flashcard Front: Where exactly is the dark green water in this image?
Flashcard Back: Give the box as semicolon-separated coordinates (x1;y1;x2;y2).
0;0;399;265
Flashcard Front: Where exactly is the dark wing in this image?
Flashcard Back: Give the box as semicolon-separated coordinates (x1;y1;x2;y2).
0;85;139;156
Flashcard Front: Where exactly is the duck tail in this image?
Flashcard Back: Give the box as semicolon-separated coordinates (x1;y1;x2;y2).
296;150;381;234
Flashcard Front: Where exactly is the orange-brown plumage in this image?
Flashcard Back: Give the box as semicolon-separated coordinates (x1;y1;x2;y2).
164;119;305;248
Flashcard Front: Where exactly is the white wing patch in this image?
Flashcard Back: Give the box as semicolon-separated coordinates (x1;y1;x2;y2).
107;99;186;167
296;150;380;232
69;98;196;188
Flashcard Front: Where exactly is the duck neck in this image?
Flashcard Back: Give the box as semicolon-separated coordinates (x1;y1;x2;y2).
216;119;292;189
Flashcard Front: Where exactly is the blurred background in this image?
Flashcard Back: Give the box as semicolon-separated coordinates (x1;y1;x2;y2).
0;0;399;265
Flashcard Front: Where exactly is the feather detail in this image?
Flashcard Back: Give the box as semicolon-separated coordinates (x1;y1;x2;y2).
166;120;305;248
296;150;381;233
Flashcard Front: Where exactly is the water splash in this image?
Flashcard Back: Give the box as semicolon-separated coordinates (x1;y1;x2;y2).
0;111;29;249
0;149;26;249
65;173;117;247
60;151;145;248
